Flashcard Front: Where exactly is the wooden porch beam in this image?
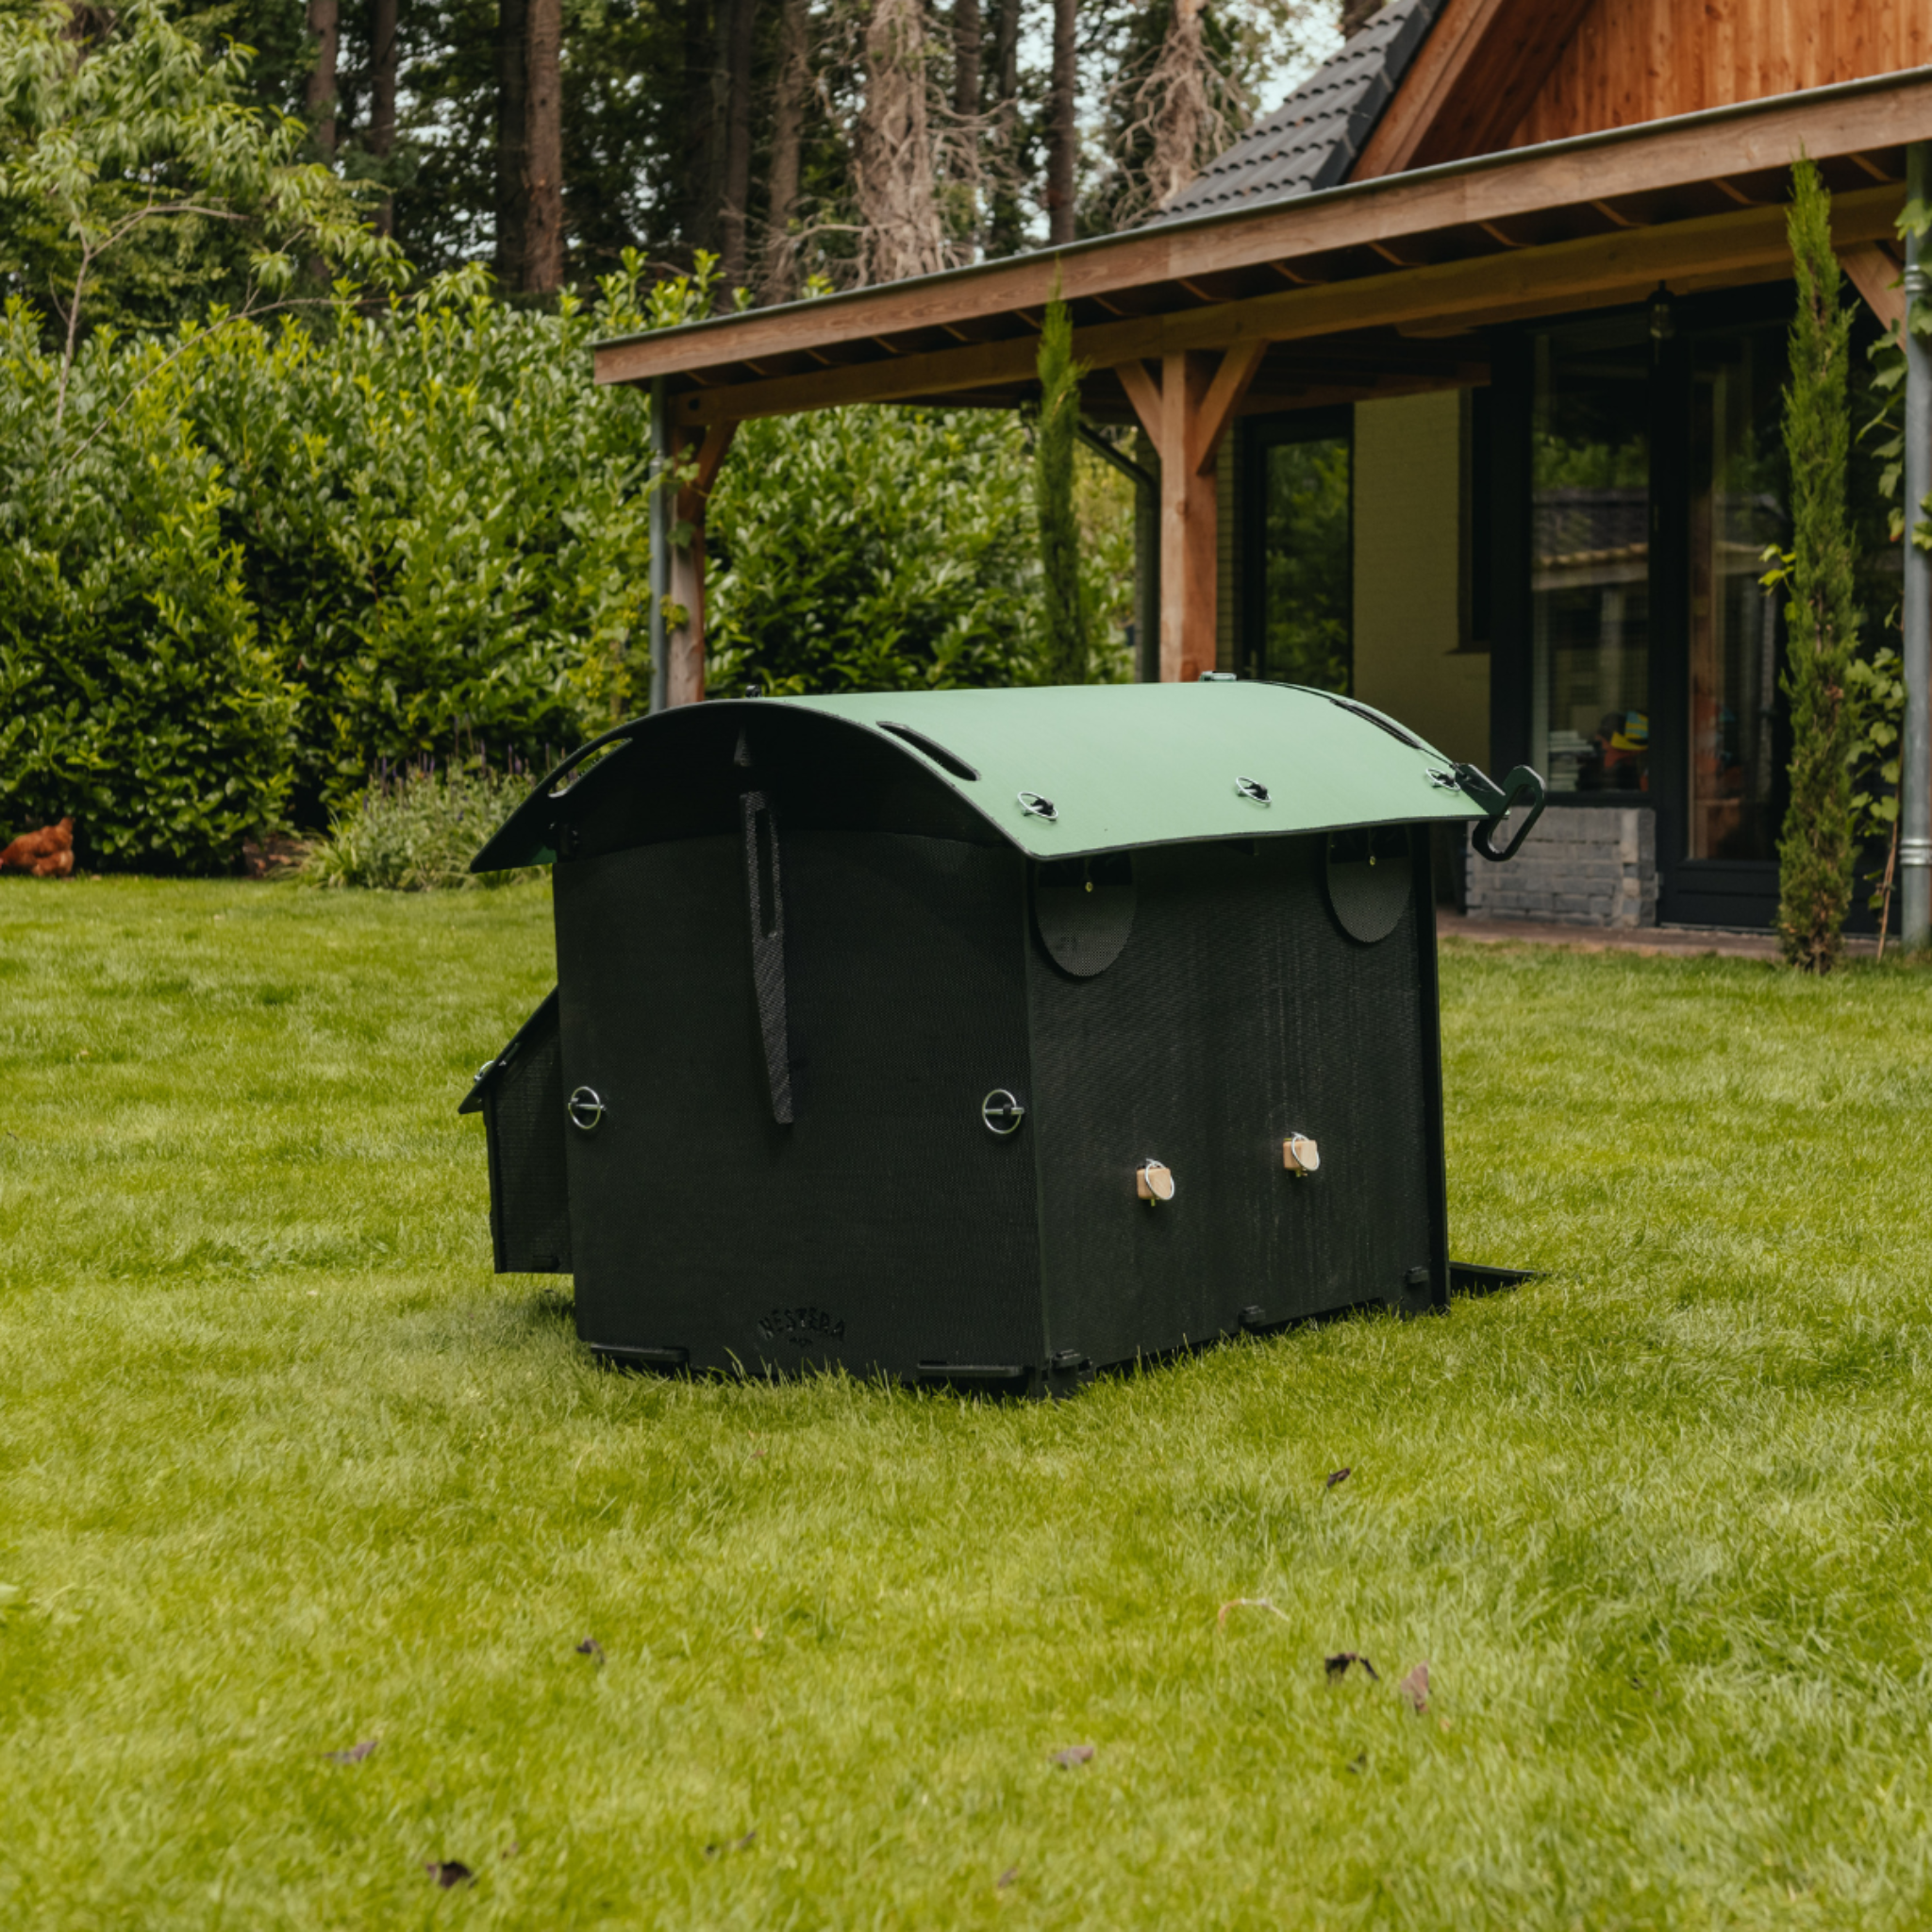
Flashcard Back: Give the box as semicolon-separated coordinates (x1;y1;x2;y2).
1105;341;1268;681
1840;242;1906;337
665;184;1903;426
1116;358;1163;442
1189;338;1269;474
594;74;1932;391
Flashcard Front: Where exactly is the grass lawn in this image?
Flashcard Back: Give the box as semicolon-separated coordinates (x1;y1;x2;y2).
7;878;1932;1929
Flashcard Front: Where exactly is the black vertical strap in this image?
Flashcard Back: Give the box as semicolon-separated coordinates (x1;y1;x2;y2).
740;790;793;1124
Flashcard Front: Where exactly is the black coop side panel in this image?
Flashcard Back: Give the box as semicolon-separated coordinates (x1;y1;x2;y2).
1025;831;1441;1372
475;990;574;1274
553;830;1043;1379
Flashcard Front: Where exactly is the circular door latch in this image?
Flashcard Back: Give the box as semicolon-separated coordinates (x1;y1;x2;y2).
981;1089;1026;1136
567;1086;606;1133
1234;774;1272;805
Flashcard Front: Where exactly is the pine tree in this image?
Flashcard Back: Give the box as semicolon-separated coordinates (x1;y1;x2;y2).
1034;293;1089;684
1776;156;1862;973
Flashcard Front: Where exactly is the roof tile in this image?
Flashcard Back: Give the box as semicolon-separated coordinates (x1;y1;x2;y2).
1143;0;1446;227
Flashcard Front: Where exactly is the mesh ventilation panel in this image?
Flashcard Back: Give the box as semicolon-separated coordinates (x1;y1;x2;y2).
482;991;574;1274
1027;833;1438;1370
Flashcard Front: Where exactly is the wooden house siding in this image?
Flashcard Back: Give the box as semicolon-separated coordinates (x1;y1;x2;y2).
1509;0;1932;150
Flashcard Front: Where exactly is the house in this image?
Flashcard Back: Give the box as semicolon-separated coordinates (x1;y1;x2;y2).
592;0;1930;933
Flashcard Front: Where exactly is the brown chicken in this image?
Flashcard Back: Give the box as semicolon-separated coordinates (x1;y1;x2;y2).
0;818;75;878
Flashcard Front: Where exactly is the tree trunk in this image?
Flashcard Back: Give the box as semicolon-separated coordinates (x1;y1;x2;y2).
495;0;528;287
856;0;945;284
1045;0;1076;245
369;0;397;233
718;0;756;290
1035;298;1090;684
307;0;339;160
1141;0;1211;216
524;0;565;291
953;0;980;121
679;0;718;258
760;0;809;303
949;0;981;254
985;0;1021;258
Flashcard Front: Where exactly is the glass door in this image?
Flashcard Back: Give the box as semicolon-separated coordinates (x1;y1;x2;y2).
1529;320;1652;796
1242;411;1352;690
1687;323;1787;861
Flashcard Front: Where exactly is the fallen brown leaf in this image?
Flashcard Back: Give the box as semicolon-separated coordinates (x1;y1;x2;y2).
704;1829;757;1857
425;1861;474;1889
575;1638;605;1665
1050;1744;1095;1769
1324;1467;1352;1490
1399;1661;1430;1712
324;1740;376;1763
997;1867;1020;1888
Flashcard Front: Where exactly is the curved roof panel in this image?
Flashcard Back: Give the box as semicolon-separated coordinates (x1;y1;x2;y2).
780;683;1479;858
472;681;1491;873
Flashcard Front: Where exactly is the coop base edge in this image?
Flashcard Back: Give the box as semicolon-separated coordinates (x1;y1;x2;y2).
583;1259;1539;1395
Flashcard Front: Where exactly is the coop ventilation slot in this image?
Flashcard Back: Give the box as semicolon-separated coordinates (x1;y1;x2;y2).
1322;694;1424;749
876;721;981;781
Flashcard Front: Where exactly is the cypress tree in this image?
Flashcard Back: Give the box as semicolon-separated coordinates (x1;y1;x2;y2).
1776;157;1862;973
1034;292;1090;684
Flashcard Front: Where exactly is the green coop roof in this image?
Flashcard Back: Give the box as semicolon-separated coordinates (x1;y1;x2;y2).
770;681;1485;859
470;679;1514;873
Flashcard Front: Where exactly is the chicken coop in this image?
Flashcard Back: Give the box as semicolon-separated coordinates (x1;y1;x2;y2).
459;681;1541;1393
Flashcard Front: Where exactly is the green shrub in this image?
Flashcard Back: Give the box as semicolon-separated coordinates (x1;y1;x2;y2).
188;270;665;816
301;758;540;891
1;243;1133;872
704;406;1046;695
0;301;300;873
1775;158;1861;974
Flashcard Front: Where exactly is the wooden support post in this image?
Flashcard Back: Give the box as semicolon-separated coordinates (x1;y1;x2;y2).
1159;351;1216;683
662;422;738;708
1120;343;1265;680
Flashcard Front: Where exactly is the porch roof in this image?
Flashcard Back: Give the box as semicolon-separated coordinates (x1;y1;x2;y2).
593;67;1927;430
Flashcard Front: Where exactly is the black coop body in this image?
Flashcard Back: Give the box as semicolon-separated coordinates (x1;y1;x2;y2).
460;683;1543;1393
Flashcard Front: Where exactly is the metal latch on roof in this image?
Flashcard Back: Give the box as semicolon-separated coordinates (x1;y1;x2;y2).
1457;763;1548;864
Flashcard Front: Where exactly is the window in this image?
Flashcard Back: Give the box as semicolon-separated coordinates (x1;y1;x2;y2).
1688;323;1787;860
1530;321;1651;794
1244;412;1352;691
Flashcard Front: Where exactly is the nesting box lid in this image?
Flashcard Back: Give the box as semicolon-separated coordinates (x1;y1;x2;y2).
472;680;1507;871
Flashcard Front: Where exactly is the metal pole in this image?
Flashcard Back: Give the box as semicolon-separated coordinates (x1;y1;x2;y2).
1901;142;1932;950
648;375;671;717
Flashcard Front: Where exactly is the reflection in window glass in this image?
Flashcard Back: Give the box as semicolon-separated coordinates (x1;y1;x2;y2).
1258;434;1351;691
1689;325;1786;860
1532;327;1651;793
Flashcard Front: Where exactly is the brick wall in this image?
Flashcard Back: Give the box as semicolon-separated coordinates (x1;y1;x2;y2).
1464;804;1657;927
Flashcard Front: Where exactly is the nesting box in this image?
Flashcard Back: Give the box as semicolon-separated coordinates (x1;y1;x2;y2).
460;683;1541;1392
